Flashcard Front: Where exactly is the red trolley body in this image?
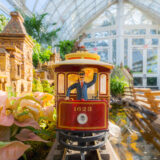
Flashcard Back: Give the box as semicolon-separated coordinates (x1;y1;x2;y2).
57;99;108;131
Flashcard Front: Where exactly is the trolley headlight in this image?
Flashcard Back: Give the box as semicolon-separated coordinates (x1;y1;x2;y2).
77;113;88;124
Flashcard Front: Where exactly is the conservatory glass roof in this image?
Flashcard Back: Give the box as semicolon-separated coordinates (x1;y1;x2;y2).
1;0;160;40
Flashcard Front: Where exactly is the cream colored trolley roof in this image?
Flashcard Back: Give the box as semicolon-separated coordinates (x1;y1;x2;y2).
53;59;114;70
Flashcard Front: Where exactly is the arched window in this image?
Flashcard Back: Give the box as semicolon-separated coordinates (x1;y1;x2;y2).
100;74;107;95
58;73;65;94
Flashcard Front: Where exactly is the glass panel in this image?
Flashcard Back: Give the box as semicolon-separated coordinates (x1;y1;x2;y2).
83;68;94;83
68;74;79;94
96;40;109;47
132;49;143;73
111;30;116;35
132;38;145;45
95;31;110;38
124;39;128;66
26;0;36;11
147;48;158;73
95;32;102;38
84;42;95;48
152;38;159;45
100;74;107;94
147;77;157;86
112;39;116;64
134;77;142;86
98;49;108;62
150;29;157;34
132;29;146;35
86;33;91;38
83;68;96;98
124;3;153;25
58;73;65;94
124;30;131;35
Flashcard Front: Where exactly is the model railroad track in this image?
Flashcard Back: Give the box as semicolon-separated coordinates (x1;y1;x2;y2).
47;132;110;160
61;147;103;160
60;132;109;160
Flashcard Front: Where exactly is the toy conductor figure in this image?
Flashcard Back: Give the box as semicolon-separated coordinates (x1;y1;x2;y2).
66;68;97;100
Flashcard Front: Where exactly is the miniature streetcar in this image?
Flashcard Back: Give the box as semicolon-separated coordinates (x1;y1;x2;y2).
53;51;114;158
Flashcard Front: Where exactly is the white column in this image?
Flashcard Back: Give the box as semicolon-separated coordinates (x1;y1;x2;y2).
109;39;113;63
128;38;132;69
157;44;160;89
143;49;147;87
116;0;124;66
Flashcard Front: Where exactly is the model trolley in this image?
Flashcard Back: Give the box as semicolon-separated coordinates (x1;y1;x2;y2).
53;51;114;159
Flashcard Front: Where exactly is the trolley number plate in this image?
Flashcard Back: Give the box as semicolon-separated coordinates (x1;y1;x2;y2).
74;106;92;112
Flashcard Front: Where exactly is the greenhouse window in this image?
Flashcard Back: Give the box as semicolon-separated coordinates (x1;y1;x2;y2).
111;30;116;35
84;42;95;48
112;39;116;64
150;29;157;35
147;77;157;86
147;49;158;74
96;40;109;47
134;77;143;86
124;39;128;66
132;38;145;45
87;34;91;38
98;49;108;62
132;49;143;73
95;32;102;38
152;38;159;45
132;29;146;35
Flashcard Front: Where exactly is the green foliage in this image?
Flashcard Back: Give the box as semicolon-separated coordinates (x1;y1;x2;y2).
147;69;153;73
124;65;133;75
32;79;54;94
41;80;54;94
24;13;60;46
110;76;128;97
39;46;52;63
6;87;16;98
0;14;8;32
110;66;129;97
56;40;75;60
32;78;43;92
111;66;124;79
31;37;52;68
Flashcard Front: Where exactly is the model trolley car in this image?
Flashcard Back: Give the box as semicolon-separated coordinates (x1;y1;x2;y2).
53;51;114;158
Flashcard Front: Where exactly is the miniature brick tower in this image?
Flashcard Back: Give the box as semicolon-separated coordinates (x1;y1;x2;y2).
0;11;34;93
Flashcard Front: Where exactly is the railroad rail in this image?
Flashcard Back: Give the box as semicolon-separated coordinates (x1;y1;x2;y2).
45;132;119;160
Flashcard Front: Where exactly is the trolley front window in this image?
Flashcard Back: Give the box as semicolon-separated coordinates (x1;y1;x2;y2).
67;73;78;94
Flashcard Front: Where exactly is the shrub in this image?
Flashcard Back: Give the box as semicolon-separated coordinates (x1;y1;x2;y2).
110;76;128;97
41;80;54;94
32;78;43;92
56;40;75;60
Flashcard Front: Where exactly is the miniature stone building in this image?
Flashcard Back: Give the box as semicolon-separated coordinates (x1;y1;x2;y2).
34;52;61;85
0;11;34;93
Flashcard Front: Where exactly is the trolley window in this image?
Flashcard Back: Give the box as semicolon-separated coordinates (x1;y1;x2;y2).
84;68;96;99
100;74;107;95
67;73;78;94
58;73;65;94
